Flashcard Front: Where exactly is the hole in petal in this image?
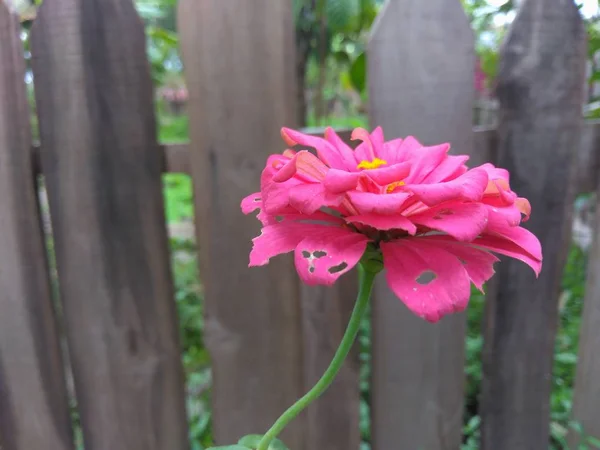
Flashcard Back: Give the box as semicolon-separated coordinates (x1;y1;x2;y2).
302;250;311;259
275;216;284;222
309;266;315;273
254;197;261;202
328;262;348;274
313;250;327;258
416;271;437;285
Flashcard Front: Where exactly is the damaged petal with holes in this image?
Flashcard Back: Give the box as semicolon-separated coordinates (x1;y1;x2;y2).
242;126;543;323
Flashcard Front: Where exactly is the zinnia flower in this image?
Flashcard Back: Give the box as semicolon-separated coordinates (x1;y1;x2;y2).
241;127;542;323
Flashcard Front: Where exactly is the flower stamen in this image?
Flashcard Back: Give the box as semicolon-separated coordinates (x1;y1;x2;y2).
386;180;405;193
357;158;387;170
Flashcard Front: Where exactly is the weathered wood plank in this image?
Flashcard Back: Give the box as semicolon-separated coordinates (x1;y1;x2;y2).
30;1;189;449
570;183;600;447
301;275;361;450
0;5;73;450
368;1;475;449
178;1;305;447
479;1;587;449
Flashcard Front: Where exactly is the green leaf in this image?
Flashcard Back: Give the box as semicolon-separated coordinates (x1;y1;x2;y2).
349;52;367;93
206;446;250;450
326;0;361;32
555;353;578;365
587;436;600;448
238;434;289;450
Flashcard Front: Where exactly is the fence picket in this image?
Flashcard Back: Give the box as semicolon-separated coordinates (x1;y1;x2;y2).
367;1;475;448
0;5;73;449
178;1;305;447
30;1;189;448
479;1;587;449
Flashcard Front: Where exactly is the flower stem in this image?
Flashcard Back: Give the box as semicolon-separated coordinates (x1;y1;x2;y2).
257;263;378;450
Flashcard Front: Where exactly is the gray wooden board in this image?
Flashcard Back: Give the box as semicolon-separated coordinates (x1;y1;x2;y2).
367;1;475;448
0;5;74;449
178;1;305;447
30;0;189;448
479;1;587;449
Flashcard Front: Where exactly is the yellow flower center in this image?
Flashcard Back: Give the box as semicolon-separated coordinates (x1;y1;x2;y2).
357;158;387;170
386;181;405;193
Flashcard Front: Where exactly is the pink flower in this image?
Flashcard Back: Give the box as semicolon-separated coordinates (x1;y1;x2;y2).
242;127;542;323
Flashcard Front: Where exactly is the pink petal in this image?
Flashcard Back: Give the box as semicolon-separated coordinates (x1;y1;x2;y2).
294;229;370;286
394;136;424;162
289;183;343;214
250;220;351;267
421;155;469;183
404;143;450;184
379;137;404;163
272;150;329;183
324;169;360;193
364;162;411;186
324;127;358;169
488;224;543;261
485;204;522;228
241;192;262;214
345;213;417;234
347;191;412;215
370;126;385;157
262;177;300;214
249;222;309;266
418;239;499;291
381;240;472;323
409;202;488;241
405;167;488;206
422;233;542;276
281;127;351;170
515;197;531;221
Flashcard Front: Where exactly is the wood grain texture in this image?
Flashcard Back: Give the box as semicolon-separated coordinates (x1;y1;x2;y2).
570;185;600;447
480;1;587;449
0;5;74;450
30;1;189;449
301;275;361;450
178;1;305;447
367;1;475;449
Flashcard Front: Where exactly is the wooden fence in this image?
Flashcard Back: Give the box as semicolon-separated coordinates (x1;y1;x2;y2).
0;0;598;449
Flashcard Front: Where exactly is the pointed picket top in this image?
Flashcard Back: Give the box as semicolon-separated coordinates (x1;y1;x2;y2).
30;0;190;449
367;1;475;450
480;1;587;449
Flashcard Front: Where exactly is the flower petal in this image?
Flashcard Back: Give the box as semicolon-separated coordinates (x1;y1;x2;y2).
272;150;329;183
241;193;262;214
394;136;424;162
381;240;472;323
404;143;450;184
364;162;411;186
345;213;417;234
409;202;489;241
417;239;499;291
421;155;469;183
249;222;308;266
289;183;343;214
405;168;488;206
324;127;357;163
347;191;412;215
294;229;370;285
281;127;352;170
323;169;361;193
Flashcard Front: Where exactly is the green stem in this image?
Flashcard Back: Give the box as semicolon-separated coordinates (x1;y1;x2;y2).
257;263;378;450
